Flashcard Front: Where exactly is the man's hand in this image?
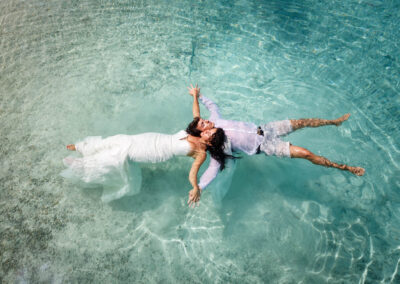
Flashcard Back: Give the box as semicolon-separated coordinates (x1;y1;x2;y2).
187;187;202;208
187;84;200;98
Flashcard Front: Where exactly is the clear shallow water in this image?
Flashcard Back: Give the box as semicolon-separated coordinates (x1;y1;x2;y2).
0;0;399;282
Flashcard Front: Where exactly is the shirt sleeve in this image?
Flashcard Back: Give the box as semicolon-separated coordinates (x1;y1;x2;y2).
198;138;233;190
198;157;220;190
199;95;221;120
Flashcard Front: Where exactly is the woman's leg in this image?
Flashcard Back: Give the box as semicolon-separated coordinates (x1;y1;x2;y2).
289;145;365;176
290;114;350;131
67;144;76;151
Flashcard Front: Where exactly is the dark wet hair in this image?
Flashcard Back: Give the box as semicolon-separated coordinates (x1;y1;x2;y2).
207;128;237;171
186;117;202;137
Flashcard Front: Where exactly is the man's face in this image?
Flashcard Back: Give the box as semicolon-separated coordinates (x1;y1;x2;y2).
196;118;214;132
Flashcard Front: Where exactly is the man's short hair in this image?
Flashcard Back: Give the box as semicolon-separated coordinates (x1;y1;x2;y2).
186;117;201;137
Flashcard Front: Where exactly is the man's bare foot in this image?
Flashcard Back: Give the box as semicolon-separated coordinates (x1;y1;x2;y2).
66;144;76;151
334;113;350;126
348;166;365;176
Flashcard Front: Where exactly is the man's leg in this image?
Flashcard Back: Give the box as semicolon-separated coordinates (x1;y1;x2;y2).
290;145;365;176
290;114;350;131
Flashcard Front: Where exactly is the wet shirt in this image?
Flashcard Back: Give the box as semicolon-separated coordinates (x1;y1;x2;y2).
198;96;263;189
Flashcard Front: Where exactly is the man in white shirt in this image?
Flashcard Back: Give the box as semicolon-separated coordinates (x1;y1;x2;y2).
186;85;365;192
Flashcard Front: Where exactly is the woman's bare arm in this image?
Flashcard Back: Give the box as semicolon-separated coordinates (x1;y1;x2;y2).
187;151;206;207
188;84;201;118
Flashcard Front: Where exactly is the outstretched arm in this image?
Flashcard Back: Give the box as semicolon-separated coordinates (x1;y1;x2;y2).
199;95;221;120
198;157;220;190
188;84;201;118
187;151;207;207
198;137;232;190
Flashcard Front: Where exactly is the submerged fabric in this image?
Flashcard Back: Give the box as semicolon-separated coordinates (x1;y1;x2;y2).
61;130;190;202
259;120;292;157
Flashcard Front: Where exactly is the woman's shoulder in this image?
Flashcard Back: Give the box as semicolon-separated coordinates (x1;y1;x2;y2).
185;136;207;154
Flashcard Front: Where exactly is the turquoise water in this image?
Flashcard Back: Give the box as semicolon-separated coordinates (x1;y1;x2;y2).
1;0;399;282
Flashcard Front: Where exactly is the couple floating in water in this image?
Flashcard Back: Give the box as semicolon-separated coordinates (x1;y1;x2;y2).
62;84;365;206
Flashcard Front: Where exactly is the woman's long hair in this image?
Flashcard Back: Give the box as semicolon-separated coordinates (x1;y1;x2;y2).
207;128;237;171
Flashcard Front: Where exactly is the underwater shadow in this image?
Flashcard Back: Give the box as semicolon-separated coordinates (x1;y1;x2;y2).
108;163;190;215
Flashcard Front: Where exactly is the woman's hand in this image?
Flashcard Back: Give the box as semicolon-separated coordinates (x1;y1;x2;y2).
187;187;202;207
187;84;200;98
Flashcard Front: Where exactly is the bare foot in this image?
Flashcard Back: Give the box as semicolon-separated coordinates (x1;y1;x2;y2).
66;144;76;151
334;113;351;126
349;166;365;176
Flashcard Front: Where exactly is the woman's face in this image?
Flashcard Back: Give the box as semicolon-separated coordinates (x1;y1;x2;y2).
200;128;217;143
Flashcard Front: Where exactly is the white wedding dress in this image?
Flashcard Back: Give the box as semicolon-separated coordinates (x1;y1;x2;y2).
61;130;191;202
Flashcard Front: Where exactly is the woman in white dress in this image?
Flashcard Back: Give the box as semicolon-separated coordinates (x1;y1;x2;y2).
62;127;229;206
